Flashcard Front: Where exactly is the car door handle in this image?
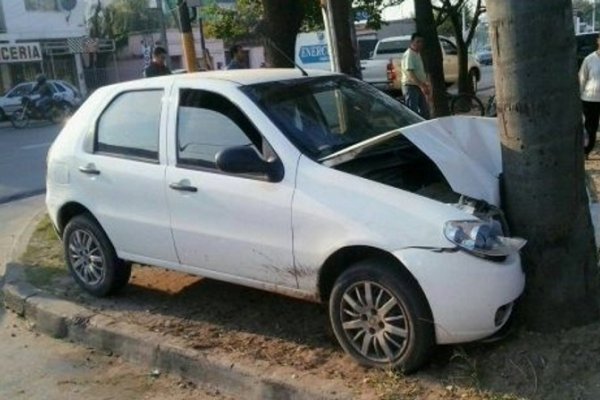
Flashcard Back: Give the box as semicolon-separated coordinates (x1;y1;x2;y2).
169;182;198;193
78;165;100;175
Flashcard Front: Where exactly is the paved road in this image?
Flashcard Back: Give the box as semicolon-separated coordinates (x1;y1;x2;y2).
0;122;60;204
0;196;229;400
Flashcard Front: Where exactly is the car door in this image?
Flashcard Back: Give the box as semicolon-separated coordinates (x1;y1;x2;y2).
165;83;297;287
72;86;179;265
440;38;459;83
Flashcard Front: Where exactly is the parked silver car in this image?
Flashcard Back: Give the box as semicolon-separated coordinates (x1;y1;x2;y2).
0;79;82;119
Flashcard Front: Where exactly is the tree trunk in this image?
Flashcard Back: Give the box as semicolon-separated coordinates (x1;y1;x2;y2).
261;0;305;68
330;0;362;78
414;0;450;117
449;10;472;94
488;0;599;331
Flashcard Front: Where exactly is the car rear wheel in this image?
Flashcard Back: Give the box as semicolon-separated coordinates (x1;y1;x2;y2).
329;259;434;372
63;214;131;297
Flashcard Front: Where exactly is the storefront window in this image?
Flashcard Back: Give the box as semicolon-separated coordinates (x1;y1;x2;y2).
24;0;59;11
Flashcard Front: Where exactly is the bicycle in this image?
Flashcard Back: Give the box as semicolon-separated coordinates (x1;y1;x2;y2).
485;94;497;117
395;90;485;117
448;91;485;116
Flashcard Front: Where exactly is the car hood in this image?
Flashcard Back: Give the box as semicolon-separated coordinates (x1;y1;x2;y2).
321;116;502;206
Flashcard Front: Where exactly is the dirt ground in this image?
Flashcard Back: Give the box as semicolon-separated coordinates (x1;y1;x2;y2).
19;154;600;399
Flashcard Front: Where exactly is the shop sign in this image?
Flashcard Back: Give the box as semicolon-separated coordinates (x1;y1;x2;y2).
0;43;42;63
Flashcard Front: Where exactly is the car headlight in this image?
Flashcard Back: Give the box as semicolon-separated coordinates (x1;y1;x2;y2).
444;220;526;258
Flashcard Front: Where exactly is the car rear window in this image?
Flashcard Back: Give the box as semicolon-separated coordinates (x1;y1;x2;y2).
95;90;162;161
376;40;410;55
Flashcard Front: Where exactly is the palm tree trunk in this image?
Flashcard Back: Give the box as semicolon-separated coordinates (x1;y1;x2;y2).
488;0;599;331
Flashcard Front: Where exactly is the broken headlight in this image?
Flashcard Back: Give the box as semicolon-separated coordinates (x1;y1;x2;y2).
443;220;526;258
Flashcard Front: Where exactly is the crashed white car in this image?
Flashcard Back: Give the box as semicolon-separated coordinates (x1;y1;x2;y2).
46;70;525;372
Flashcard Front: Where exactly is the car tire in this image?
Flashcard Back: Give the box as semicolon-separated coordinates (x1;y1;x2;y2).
63;214;131;297
329;258;435;373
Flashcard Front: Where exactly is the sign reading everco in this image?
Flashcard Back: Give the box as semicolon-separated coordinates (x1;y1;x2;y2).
0;43;42;63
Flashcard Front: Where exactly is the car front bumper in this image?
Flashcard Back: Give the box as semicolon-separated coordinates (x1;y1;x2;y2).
393;248;525;344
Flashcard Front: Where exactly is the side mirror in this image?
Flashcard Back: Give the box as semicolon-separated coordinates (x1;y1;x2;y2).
216;145;283;182
369;50;374;58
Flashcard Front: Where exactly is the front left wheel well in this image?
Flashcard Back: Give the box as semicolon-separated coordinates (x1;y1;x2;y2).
317;246;430;314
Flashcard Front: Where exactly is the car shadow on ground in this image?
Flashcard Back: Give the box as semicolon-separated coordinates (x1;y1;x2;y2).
54;266;342;370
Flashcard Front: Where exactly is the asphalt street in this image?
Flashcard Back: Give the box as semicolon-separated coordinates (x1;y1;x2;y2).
0;121;60;204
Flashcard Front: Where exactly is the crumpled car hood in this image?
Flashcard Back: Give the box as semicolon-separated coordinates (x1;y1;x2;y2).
400;116;502;206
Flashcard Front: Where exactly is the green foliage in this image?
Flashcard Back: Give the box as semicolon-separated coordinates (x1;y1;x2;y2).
202;0;405;41
202;0;263;42
87;0;174;47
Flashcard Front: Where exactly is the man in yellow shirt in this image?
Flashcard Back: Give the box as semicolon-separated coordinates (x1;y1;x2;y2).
401;32;430;118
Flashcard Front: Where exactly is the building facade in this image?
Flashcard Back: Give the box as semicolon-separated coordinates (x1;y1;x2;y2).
0;0;88;94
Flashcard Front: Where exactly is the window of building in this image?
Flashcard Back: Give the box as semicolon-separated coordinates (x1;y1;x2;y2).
24;0;59;12
95;90;163;161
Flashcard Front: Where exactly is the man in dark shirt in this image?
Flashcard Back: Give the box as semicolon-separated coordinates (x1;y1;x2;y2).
226;44;246;70
31;74;53;113
144;46;171;78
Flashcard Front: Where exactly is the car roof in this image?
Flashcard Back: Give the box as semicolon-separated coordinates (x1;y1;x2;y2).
378;35;452;43
144;68;338;86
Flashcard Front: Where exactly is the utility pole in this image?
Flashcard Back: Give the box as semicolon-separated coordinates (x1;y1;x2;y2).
178;0;197;72
156;0;172;69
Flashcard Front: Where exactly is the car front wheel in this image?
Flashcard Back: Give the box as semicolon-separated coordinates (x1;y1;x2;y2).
329;259;434;372
63;214;131;297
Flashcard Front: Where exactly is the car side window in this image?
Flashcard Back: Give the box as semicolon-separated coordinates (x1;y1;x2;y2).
441;39;457;55
54;83;66;93
9;84;31;97
95;90;162;162
176;89;264;170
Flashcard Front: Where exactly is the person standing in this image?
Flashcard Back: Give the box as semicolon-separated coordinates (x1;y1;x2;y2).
227;44;246;70
144;46;171;78
580;33;600;157
401;32;430;119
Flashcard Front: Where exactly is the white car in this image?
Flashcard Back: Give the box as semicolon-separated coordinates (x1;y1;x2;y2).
0;79;82;119
46;69;525;372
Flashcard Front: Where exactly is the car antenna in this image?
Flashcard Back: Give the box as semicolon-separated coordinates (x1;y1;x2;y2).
265;37;308;77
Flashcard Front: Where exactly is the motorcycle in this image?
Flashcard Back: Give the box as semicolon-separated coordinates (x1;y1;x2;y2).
10;94;72;129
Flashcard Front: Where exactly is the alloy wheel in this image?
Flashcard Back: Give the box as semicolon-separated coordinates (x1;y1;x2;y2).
68;229;105;286
339;281;410;363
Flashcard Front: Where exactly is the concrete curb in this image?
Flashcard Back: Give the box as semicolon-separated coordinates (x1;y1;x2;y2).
2;222;354;400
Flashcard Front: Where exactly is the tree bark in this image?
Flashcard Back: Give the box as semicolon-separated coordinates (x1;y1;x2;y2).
488;0;599;331
414;0;450;117
449;9;471;94
330;0;362;78
260;0;305;68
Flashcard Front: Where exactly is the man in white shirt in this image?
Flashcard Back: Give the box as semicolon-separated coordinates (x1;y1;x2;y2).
579;33;600;157
401;32;430;119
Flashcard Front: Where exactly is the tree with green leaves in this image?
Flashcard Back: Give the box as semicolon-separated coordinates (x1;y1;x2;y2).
87;0;172;48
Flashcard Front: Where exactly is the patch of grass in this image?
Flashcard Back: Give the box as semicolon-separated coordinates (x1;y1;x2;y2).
20;214;68;288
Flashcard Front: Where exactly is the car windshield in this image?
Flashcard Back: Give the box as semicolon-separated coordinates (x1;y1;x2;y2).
242;76;422;159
